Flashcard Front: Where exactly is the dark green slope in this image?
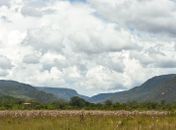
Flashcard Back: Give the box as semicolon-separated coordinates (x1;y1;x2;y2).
36;87;89;101
111;74;176;103
90;74;176;103
0;80;57;103
1;74;176;104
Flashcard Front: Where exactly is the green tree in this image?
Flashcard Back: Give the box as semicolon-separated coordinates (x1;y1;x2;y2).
104;100;113;106
70;96;88;108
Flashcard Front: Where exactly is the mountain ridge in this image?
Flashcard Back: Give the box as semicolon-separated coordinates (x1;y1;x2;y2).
36;87;89;101
0;80;57;103
89;74;176;103
0;74;176;103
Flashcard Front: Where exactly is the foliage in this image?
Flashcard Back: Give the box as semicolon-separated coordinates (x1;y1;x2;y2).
70;96;89;108
1;96;176;111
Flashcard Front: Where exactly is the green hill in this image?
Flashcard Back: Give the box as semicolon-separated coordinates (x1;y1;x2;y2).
0;80;57;103
36;87;89;101
90;74;176;103
1;74;176;104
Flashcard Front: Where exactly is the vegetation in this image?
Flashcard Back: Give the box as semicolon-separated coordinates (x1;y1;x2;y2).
0;80;57;103
1;95;176;111
1;76;176;130
0;110;175;130
1;74;176;105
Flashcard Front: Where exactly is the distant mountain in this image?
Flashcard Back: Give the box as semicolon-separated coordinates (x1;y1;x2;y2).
88;93;114;103
90;74;176;103
36;87;89;101
0;80;57;103
0;80;89;103
1;74;176;104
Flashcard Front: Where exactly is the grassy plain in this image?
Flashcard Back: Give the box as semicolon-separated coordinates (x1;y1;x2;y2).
0;110;175;130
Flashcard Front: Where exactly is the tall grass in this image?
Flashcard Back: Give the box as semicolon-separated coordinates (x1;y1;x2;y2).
0;110;175;130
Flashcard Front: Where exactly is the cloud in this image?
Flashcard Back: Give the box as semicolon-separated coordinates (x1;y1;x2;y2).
23;54;40;64
0;0;11;7
21;0;57;17
70;0;86;3
0;55;13;76
129;39;176;69
82;65;124;91
40;52;66;70
0;55;13;69
22;1;136;54
89;0;176;37
0;69;9;76
0;0;175;95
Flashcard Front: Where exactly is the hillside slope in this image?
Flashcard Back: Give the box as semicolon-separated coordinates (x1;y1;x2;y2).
36;87;89;101
90;74;176;103
0;80;57;103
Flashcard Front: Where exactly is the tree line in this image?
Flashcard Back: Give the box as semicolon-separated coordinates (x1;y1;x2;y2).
1;96;176;110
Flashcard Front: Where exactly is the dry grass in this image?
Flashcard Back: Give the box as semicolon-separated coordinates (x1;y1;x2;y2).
0;110;175;130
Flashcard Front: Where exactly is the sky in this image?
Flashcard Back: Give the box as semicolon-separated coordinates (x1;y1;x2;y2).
0;0;176;96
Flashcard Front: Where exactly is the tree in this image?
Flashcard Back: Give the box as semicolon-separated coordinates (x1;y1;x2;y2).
70;96;88;108
51;100;68;109
104;100;113;106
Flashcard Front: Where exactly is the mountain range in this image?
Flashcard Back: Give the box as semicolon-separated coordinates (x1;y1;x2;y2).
36;87;89;101
0;74;176;103
89;74;176;103
0;80;57;103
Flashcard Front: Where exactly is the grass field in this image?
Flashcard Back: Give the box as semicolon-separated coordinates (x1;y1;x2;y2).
0;110;175;130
